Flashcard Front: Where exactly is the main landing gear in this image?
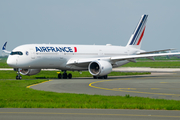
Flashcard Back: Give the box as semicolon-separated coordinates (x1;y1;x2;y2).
93;75;108;79
16;69;22;80
58;71;72;79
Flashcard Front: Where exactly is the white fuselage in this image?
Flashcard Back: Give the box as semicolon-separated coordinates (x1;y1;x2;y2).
7;44;141;71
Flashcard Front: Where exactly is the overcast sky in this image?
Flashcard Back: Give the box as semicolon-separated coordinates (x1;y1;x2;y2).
1;0;180;56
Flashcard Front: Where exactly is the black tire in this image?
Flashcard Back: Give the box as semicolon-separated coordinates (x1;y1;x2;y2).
63;73;67;79
16;75;19;80
16;75;22;80
58;74;62;79
93;76;97;79
98;76;103;79
68;73;72;79
104;75;108;79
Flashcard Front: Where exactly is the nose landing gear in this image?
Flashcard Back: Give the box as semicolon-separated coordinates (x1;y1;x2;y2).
16;68;22;80
58;71;72;79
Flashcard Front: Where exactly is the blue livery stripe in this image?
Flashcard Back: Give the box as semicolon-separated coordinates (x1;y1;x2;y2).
129;15;148;45
2;42;7;50
133;15;148;45
130;15;147;45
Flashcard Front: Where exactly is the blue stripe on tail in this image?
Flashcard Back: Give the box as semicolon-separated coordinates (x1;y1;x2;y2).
129;15;148;45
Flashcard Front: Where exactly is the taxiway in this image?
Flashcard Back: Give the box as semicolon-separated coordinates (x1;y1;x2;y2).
30;72;180;100
1;108;180;120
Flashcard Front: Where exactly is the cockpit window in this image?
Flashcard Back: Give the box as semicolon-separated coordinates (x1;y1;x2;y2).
10;51;23;55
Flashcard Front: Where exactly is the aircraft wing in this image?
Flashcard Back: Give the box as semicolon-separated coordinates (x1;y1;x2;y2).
111;52;180;62
138;49;175;54
67;52;180;66
67;58;93;65
67;57;111;65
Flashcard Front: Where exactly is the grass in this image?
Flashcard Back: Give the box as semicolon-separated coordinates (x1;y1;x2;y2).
1;57;180;109
0;70;150;79
0;59;10;68
0;79;180;109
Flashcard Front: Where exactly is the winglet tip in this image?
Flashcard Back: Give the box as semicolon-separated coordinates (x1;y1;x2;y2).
2;42;7;50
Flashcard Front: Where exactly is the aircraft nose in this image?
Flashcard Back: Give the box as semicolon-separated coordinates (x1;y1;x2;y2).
7;57;16;67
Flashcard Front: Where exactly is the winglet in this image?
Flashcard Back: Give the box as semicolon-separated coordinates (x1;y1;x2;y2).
2;42;11;54
2;42;7;50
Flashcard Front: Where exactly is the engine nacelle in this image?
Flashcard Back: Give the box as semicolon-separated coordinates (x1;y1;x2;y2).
20;69;41;76
88;60;112;77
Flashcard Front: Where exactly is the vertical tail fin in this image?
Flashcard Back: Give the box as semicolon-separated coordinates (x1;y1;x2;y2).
126;14;148;49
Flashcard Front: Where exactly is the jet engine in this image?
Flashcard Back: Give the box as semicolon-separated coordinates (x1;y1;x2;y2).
88;60;112;77
19;69;41;76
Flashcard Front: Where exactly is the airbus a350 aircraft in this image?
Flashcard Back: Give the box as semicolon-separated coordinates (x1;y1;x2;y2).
2;14;180;80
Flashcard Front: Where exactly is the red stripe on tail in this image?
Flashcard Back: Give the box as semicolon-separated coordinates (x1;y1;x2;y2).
137;26;146;45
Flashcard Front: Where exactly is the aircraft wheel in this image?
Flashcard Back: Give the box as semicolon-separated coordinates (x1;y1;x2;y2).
63;73;67;79
104;75;108;79
16;75;22;80
98;76;103;79
16;75;19;80
68;73;72;79
58;74;62;79
93;76;97;79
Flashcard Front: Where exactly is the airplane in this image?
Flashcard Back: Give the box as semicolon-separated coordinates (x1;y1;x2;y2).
2;14;180;80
